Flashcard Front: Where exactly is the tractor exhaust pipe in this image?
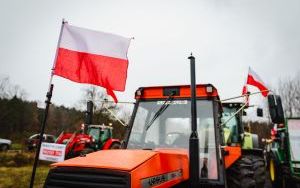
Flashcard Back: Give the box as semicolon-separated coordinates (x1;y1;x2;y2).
189;54;200;187
84;100;94;133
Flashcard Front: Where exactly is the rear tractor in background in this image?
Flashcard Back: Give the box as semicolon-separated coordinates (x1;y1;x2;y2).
266;94;300;187
222;102;266;187
55;101;121;159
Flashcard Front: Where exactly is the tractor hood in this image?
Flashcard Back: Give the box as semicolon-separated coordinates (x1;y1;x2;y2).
51;149;189;188
53;149;158;171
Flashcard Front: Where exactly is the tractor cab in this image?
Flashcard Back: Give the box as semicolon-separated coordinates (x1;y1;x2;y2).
222;103;244;145
222;102;259;149
125;84;225;185
87;124;113;149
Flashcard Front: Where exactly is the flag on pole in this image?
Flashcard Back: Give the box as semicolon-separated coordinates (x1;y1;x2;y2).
53;22;131;103
243;67;269;97
242;85;250;106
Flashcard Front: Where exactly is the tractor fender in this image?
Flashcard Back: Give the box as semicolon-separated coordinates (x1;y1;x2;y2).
223;147;265;169
223;146;242;169
269;148;282;164
102;139;121;150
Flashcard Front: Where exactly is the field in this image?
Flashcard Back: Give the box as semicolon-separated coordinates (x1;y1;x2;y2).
0;166;49;188
0;152;51;188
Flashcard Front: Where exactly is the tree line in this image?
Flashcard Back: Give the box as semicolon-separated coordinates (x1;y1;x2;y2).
0;76;127;143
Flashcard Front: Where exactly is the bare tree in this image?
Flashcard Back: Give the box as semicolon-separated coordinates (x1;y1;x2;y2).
79;85;117;111
276;74;300;117
0;76;27;100
116;104;134;125
80;86;105;110
9;85;27;100
0;76;10;98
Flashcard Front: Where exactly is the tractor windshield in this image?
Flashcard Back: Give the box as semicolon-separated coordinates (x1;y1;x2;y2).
222;107;239;144
127;99;218;179
89;128;100;142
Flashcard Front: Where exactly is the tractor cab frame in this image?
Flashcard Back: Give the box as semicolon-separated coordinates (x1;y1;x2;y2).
123;84;226;186
222;102;260;150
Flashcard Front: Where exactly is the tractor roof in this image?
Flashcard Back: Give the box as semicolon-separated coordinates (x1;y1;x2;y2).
135;84;219;100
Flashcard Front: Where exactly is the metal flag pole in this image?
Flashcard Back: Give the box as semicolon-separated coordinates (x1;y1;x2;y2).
29;19;66;188
220;90;270;102
189;54;200;187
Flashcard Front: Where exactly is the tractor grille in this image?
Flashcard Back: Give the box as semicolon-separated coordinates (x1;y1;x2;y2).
44;167;130;188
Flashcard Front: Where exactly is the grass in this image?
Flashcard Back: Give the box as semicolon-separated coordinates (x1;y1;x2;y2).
10;143;23;150
0;151;53;188
0;152;51;167
0;165;50;188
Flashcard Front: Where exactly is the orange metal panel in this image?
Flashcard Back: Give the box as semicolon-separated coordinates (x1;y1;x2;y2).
52;149;190;187
224;146;241;169
52;150;157;171
135;85;219;100
130;148;189;188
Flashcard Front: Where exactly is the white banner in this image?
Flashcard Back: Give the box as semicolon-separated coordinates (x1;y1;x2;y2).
39;142;66;162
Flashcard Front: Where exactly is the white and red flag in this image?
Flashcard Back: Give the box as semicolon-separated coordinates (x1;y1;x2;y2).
53;22;131;102
242;67;269;97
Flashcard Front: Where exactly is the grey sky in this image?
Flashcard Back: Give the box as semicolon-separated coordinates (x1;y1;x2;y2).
0;0;299;108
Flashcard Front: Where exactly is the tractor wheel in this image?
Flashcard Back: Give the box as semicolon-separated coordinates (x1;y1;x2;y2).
251;155;266;187
268;157;284;188
226;154;266;188
109;142;121;149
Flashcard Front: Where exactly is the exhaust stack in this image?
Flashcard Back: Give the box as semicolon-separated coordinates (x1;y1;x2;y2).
189;54;200;187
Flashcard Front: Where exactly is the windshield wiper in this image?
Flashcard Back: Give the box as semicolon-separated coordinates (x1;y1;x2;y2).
145;93;175;131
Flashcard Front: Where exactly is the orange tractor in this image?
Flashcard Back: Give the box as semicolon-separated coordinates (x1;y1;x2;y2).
43;56;266;187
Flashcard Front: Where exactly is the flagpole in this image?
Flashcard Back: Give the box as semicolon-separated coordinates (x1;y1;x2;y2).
29;19;66;188
48;18;67;89
220;90;271;102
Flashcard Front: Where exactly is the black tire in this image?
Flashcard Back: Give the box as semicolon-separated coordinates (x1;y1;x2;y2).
0;144;9;151
268;157;284;188
251;155;266;187
227;154;266;188
109;142;121;149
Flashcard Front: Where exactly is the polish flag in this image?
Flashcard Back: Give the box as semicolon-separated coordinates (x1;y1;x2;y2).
244;67;269;97
53;22;131;102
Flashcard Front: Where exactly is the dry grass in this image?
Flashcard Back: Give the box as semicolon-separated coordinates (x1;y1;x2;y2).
0;165;50;188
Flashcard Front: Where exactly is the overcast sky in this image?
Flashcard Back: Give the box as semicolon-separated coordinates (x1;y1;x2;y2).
0;0;299;108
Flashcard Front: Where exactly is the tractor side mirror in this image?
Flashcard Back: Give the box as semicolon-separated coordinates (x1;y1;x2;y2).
257;108;263;117
268;94;285;124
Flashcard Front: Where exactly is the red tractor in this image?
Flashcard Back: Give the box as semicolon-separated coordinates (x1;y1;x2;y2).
56;124;121;159
55;101;121;159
